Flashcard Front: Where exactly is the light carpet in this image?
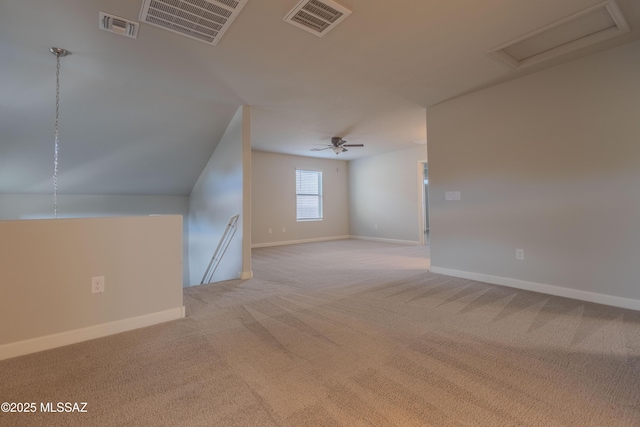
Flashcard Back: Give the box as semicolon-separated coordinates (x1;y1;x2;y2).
1;239;640;426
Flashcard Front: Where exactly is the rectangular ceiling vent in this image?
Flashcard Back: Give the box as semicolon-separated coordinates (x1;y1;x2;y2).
284;0;352;37
139;0;249;45
488;0;629;69
99;12;139;39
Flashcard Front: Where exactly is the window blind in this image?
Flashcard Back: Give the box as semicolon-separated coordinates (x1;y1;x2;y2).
296;169;322;220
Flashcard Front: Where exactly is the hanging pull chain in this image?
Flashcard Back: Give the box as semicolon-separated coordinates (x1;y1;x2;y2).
50;47;68;219
53;53;60;218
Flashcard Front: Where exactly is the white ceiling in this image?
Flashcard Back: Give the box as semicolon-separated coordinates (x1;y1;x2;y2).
1;0;639;195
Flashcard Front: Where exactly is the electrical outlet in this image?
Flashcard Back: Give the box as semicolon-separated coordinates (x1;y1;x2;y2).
374;224;378;230
268;228;272;234
516;249;524;261
282;227;286;233
91;276;105;293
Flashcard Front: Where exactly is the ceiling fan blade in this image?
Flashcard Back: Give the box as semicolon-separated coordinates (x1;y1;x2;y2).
310;147;331;151
342;148;348;152
342;144;364;147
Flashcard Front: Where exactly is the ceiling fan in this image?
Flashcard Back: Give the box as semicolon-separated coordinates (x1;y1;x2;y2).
311;137;364;154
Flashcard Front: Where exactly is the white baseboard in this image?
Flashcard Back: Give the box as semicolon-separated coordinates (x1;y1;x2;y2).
0;306;185;361
430;266;640;311
239;271;253;280
251;235;350;248
349;235;422;246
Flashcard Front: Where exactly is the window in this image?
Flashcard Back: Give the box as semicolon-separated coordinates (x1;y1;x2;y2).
296;169;322;221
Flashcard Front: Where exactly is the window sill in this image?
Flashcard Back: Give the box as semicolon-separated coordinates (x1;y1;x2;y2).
296;218;323;222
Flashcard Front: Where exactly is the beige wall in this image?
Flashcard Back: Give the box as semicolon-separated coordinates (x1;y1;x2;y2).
0;216;183;351
251;151;349;246
0;194;190;286
349;146;427;243
188;106;247;285
427;40;640;305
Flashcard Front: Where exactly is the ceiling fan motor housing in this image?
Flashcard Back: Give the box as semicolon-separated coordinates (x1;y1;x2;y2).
331;137;345;146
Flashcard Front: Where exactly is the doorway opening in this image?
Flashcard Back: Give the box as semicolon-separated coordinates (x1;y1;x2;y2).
417;160;429;246
423;163;429;245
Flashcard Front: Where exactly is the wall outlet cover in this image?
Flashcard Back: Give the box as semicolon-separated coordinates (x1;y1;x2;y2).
91;276;105;293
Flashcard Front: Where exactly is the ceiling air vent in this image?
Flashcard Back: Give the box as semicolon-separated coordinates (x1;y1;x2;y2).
284;0;352;37
139;0;249;45
99;12;139;38
488;0;629;69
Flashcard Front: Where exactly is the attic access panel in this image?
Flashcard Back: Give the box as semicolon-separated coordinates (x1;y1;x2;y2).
488;0;629;69
140;0;249;45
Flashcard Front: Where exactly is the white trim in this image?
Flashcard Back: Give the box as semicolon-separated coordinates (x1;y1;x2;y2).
0;306;185;361
350;236;422;246
251;235;350;248
430;266;640;311
240;271;253;280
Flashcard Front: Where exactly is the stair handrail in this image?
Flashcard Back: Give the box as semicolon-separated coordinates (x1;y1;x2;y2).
200;214;240;285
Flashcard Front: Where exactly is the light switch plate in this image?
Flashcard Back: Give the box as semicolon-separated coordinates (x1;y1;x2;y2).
445;191;461;201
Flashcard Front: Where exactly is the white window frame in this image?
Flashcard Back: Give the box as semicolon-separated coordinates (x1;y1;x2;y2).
296;169;323;221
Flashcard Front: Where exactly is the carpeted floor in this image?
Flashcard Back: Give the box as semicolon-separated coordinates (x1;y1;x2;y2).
1;239;640;426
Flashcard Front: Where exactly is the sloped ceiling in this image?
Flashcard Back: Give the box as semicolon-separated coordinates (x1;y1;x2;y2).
1;0;639;195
